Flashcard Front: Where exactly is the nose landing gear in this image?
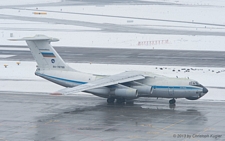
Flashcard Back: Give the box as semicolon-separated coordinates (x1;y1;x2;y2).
169;98;176;104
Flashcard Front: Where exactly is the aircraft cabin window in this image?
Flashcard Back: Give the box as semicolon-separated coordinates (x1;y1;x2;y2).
189;81;199;86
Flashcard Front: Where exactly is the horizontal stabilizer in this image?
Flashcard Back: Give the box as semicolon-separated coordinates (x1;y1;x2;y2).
9;35;59;42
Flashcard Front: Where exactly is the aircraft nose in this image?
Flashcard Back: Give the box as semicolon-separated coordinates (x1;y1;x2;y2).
203;86;208;94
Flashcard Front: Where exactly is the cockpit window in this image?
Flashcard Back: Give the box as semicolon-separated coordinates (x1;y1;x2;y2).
189;81;200;86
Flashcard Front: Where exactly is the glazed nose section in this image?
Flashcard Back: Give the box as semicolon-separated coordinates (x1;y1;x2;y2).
203;86;208;94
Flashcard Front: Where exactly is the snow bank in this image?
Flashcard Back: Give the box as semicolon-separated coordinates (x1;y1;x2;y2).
1;2;225;51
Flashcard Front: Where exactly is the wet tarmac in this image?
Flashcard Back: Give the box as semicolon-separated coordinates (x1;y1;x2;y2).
0;91;224;141
1;1;225;140
1;46;225;67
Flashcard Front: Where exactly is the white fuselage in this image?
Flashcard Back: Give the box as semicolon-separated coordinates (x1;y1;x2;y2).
35;68;206;100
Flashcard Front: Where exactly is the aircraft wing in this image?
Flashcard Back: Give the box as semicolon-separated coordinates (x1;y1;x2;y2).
55;71;145;95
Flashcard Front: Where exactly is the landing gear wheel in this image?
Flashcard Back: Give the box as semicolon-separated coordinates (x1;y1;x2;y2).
116;98;125;104
126;101;134;105
169;98;176;105
107;97;115;104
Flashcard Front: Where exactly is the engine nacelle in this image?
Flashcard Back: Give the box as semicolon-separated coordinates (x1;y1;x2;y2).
131;86;152;95
115;88;138;99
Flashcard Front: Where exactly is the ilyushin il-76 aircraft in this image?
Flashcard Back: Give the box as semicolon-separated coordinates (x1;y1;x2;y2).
12;35;208;105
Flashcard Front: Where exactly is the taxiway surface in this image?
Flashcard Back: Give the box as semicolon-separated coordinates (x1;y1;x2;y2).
1;45;225;67
1;0;225;140
0;91;224;141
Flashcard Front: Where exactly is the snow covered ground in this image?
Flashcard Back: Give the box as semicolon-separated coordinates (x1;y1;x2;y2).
1;0;225;50
0;1;225;102
0;0;60;6
1;61;225;101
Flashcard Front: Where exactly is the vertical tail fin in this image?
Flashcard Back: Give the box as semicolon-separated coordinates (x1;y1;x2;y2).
11;35;72;70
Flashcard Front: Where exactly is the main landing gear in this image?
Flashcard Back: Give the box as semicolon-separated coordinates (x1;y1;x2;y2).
169;98;176;104
116;98;125;104
107;97;115;104
107;97;131;104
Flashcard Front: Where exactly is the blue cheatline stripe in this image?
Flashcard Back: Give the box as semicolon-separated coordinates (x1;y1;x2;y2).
36;72;201;90
152;86;201;90
41;52;56;58
36;72;87;84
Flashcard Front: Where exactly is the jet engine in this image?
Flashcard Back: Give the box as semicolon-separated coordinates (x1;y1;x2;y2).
131;86;152;95
114;88;138;99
